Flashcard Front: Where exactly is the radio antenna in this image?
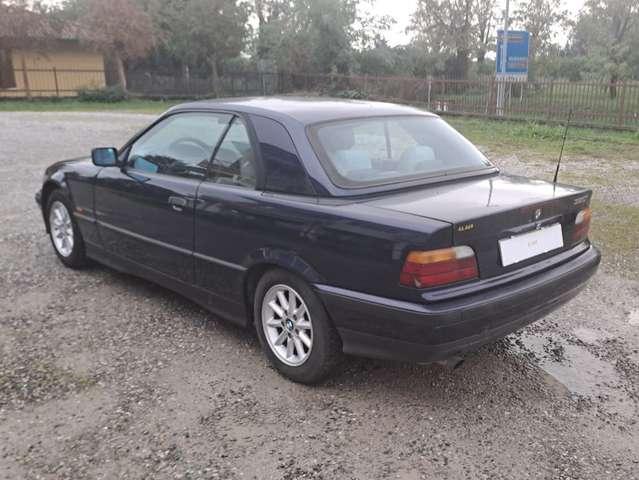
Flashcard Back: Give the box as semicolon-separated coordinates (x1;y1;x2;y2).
553;108;572;184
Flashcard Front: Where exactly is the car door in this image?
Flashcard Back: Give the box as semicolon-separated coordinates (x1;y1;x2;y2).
194;115;265;317
94;111;233;283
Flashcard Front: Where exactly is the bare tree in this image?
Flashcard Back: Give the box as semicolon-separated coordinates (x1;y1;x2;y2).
475;0;496;64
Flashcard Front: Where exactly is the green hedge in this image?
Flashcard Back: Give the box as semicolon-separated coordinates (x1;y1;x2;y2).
77;86;128;103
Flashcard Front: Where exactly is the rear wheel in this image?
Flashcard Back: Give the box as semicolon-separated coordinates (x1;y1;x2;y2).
254;269;342;384
46;190;87;268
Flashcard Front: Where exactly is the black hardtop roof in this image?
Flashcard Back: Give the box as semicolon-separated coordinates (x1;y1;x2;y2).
170;96;437;125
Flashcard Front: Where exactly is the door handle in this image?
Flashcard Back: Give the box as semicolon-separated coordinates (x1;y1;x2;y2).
168;196;188;211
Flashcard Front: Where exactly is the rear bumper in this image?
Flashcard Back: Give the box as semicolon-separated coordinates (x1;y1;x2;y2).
316;244;601;363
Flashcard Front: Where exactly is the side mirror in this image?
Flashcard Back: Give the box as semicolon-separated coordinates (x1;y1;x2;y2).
91;147;119;167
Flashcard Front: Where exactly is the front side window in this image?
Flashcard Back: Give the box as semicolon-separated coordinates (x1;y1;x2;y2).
309;116;493;188
208;117;257;188
127;112;232;179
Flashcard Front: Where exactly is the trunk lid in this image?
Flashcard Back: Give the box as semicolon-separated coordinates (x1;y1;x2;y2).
365;174;592;279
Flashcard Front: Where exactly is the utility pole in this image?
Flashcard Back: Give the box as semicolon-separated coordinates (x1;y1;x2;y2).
496;0;510;116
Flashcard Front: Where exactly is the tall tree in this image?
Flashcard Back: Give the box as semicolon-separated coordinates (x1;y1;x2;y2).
571;0;639;96
513;0;566;61
253;0;364;74
78;0;155;91
152;0;250;94
293;0;359;74
253;0;291;61
475;0;496;64
354;0;396;51
409;0;477;78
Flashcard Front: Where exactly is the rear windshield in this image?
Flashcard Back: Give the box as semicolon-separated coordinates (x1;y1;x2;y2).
308;115;493;188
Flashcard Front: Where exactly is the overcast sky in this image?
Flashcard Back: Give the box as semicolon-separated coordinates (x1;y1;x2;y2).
373;0;587;46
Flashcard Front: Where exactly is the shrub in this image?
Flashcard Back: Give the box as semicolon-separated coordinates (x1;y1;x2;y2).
77;85;128;103
329;89;369;100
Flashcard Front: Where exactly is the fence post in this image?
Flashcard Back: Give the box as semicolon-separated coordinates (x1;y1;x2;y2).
53;67;60;97
487;76;496;115
547;80;554;120
20;55;31;99
617;81;626;128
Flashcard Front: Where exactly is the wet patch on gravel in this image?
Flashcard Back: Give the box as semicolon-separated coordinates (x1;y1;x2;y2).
1;112;638;479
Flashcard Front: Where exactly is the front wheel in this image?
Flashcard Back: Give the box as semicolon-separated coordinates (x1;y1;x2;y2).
46;190;87;268
254;269;342;384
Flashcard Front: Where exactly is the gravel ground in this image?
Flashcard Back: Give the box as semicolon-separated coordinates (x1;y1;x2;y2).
1;112;638;480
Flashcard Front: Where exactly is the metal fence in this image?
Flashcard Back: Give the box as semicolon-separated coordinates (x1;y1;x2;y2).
2;67;639;129
280;73;639;130
127;70;279;98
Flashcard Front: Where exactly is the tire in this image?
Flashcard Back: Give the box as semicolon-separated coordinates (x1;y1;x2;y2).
46;190;88;269
254;268;342;384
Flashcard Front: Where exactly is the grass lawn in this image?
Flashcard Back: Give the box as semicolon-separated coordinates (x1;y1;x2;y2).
443;115;639;160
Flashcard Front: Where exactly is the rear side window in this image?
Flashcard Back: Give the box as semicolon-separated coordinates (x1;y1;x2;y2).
208;117;258;188
250;115;314;195
309;115;492;188
127;112;232;179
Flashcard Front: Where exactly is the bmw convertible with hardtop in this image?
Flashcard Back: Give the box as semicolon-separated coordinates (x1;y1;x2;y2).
36;97;601;383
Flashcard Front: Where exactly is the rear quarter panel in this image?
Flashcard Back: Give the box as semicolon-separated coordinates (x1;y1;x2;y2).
195;185;452;307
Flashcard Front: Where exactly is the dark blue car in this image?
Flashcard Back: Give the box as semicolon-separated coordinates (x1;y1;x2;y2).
37;97;601;383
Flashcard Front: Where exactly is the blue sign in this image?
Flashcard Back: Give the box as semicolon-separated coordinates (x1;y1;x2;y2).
496;30;530;79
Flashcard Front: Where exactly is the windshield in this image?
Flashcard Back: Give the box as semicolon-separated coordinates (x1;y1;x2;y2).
309;116;493;188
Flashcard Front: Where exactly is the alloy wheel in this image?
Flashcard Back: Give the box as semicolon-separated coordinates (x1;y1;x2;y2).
49;200;74;257
261;284;313;366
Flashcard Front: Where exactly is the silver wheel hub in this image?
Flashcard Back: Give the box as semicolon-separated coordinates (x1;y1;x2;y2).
49;201;74;257
261;284;313;367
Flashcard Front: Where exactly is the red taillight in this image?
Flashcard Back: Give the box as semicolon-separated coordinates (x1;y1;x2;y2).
573;207;592;243
400;246;479;288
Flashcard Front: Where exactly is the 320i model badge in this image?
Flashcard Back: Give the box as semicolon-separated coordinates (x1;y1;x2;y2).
457;223;475;232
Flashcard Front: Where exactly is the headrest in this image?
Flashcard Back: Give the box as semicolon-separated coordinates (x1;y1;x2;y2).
321;126;355;152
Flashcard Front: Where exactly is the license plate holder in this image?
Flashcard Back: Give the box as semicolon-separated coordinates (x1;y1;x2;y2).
499;223;564;267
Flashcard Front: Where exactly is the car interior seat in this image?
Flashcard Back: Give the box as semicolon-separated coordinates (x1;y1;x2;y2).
323;127;372;177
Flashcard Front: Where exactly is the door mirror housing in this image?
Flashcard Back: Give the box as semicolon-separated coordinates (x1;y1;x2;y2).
91;147;120;167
